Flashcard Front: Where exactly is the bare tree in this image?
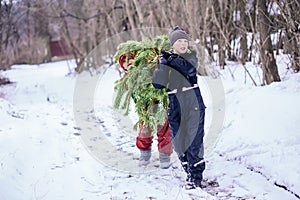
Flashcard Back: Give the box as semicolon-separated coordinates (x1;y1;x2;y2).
211;0;227;69
185;0;198;39
275;0;300;73
3;0;13;50
257;0;281;84
48;0;115;72
238;0;249;65
0;0;15;69
0;0;297;82
122;0;138;39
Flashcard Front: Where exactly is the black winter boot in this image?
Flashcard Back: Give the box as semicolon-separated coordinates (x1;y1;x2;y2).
185;177;202;190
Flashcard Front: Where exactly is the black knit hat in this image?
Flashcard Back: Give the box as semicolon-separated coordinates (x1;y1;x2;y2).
170;26;190;46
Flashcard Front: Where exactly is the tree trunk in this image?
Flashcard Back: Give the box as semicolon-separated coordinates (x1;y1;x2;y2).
200;4;210;46
149;4;161;27
60;12;83;72
4;0;13;50
257;0;280;85
291;38;300;73
123;0;138;39
212;0;226;69
132;0;144;27
282;0;300;73
185;0;197;39
218;40;226;69
0;0;2;56
239;0;249;65
26;1;31;54
95;9;102;46
124;0;136;29
163;0;175;28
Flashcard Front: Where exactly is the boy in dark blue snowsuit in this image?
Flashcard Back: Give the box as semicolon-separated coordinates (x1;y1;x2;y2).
152;26;206;189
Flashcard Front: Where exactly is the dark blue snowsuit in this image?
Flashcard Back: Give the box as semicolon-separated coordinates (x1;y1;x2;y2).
152;50;206;184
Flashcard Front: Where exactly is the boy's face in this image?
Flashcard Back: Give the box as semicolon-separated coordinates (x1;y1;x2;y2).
172;39;189;55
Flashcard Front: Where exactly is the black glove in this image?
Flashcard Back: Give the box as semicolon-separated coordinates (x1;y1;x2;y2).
161;50;172;60
161;50;178;64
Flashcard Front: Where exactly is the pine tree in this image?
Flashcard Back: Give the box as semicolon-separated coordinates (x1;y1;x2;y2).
113;35;170;132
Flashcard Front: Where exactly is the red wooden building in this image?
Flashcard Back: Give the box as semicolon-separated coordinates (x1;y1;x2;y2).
49;39;72;60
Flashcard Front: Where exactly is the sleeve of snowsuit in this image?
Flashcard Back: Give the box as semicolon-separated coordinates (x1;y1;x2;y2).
152;56;170;90
152;50;198;90
167;52;197;77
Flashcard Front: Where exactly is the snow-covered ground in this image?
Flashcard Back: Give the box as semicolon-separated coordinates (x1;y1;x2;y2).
0;52;300;200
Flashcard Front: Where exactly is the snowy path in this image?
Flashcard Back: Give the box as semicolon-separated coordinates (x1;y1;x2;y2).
0;60;299;200
92;104;299;200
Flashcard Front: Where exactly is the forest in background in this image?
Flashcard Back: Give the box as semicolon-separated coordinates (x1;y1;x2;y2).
0;0;299;85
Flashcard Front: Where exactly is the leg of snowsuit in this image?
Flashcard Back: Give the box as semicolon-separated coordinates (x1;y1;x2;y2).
167;91;206;184
157;118;173;155
136;123;153;151
185;109;205;183
179;153;191;179
167;94;181;150
136;123;153;166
